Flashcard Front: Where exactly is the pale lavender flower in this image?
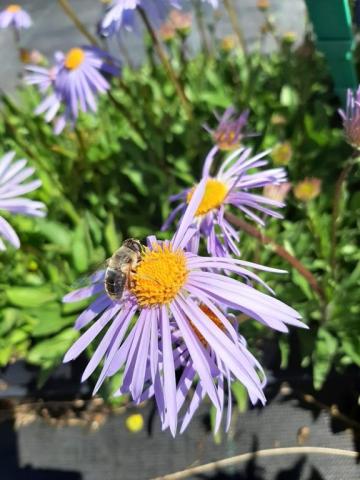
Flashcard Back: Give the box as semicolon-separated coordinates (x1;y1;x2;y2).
25;47;120;134
0;4;31;30
205;107;251;151
100;0;181;37
339;87;360;149
0;152;45;250
25;58;62;132
160;310;265;434
63;179;305;436
162;147;287;257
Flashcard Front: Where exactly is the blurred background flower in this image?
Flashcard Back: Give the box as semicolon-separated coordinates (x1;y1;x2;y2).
0;151;45;250
0;4;31;31
293;178;321;202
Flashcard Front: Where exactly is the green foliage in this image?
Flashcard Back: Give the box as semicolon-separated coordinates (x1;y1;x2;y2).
0;30;358;397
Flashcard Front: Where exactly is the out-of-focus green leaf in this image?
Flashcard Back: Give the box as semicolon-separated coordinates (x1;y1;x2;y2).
313;328;338;390
231;381;248;413
27;328;79;365
5;287;57;308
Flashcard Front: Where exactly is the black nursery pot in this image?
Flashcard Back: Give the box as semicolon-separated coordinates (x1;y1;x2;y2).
0;350;359;480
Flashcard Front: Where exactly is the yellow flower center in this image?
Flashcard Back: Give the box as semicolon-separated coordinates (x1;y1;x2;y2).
6;4;21;13
187;178;228;217
190;304;226;347
64;48;85;70
131;244;188;307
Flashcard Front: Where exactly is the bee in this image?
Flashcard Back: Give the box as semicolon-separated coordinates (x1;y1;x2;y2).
104;238;143;301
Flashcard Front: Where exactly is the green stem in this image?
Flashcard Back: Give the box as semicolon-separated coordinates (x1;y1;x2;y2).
138;6;192;119
223;0;247;56
58;0;100;46
225;212;326;301
330;159;354;275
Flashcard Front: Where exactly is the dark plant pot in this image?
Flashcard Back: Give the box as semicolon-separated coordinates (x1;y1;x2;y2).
0;355;359;480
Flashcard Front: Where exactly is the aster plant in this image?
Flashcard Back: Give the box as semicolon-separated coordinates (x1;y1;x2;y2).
25;46;120;134
163;146;287;257
0;151;45;250
205;107;251;151
339;87;360;150
0;4;31;31
63;180;305;436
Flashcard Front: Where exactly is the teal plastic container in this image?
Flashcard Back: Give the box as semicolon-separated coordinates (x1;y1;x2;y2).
305;0;358;104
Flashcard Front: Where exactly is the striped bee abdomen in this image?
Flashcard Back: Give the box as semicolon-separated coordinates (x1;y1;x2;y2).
104;268;127;301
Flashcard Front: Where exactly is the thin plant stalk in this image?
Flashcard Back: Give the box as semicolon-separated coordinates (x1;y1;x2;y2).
191;0;211;56
330;159;354;275
225;212;325;301
58;0;100;47
138;6;192;119
223;0;247;56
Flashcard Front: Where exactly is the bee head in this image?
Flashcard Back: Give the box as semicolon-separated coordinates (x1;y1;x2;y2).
123;238;142;254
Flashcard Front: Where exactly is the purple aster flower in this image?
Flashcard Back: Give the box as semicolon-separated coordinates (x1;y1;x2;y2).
0;151;45;250
160;309;266;434
162;147;287;257
100;0;181;37
205;107;251;151
0;4;31;30
63;179;305;436
25;47;120;134
339;87;360;149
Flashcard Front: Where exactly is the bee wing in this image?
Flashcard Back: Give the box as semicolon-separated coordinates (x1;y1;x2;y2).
71;260;108;289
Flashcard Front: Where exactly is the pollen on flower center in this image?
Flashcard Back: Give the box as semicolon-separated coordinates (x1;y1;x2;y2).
131;244;188;307
190;304;226;347
187;178;228;216
65;48;86;70
6;4;21;13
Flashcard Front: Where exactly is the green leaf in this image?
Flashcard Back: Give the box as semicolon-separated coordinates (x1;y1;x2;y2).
291;269;314;300
122;168;148;196
0;344;12;366
280;85;299;109
210;405;222;444
0;308;19;336
313;328;338;390
5;286;57;308
231;381;248;413
72;223;89;273
105;213;121;254
27;328;79;365
279;337;290;369
30;304;75;337
36;219;72;249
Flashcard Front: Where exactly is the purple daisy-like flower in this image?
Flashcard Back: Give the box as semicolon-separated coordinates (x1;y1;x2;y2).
339;87;360;149
163;147;287;257
25;47;120;134
0;151;45;250
159;310;266;434
63;179;305;436
205;107;251;151
100;0;181;37
0;4;31;30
